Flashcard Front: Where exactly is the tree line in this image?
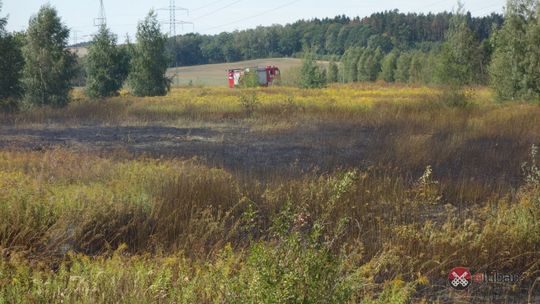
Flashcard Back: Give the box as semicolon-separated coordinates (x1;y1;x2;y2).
298;0;540;101
336;3;488;86
0;3;170;110
167;10;503;66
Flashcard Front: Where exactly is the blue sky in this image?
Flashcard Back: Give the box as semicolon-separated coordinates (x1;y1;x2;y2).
2;0;505;43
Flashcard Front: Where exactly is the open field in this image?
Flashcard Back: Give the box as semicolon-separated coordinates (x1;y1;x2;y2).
167;58;328;87
1;84;540;303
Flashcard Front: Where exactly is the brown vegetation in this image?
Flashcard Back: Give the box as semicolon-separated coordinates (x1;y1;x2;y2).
0;84;539;302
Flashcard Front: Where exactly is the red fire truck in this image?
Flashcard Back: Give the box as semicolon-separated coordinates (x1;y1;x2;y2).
227;66;280;88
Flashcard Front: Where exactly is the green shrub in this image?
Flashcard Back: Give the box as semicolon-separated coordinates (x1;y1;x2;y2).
240;69;260;88
327;61;339;83
0;97;19;113
489;0;540;101
298;54;327;89
437;86;474;108
0;9;24;101
239;92;259;117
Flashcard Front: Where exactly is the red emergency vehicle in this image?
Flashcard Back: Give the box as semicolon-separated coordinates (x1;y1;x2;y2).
227;66;280;88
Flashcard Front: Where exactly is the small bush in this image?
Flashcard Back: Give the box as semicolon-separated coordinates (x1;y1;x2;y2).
240;69;260;88
298;54;327;89
239;91;259;117
0;97;19;113
437;85;474;108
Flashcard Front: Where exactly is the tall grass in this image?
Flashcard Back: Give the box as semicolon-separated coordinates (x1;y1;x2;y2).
2;85;539;197
1;84;539;302
0;147;539;302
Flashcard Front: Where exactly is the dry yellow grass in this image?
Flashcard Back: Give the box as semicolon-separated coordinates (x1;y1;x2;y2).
0;84;539;302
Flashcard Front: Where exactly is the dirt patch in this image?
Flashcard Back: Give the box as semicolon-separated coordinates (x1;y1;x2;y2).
0;123;372;175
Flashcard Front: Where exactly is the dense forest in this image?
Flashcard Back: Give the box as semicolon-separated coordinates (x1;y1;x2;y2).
167;10;504;66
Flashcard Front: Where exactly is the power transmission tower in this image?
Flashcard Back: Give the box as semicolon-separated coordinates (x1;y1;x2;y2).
158;0;193;37
158;1;194;87
72;30;80;45
94;0;107;28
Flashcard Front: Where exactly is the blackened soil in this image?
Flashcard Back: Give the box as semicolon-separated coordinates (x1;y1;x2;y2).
0;123;372;175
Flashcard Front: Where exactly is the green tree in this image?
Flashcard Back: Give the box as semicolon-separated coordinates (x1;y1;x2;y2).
364;48;383;81
0;1;24;102
127;11;170;97
298;54;327;89
367;34;394;53
436;2;483;86
356;49;370;81
327;60;339;83
22;5;76;107
85;26;130;99
409;51;425;84
341;47;361;83
161;12;503;66
379;50;399;82
420;50;439;84
489;0;540;100
71;57;87;88
395;52;412;83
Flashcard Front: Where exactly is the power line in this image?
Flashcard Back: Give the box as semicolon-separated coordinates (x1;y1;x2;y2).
199;0;302;33
418;0;503;15
70;29;94;45
470;2;504;15
158;0;192;36
192;0;245;21
336;0;450;14
191;0;229;12
421;0;451;10
72;30;80;45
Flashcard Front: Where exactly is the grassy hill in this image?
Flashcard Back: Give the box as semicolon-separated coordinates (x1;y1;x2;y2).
167;58;327;87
